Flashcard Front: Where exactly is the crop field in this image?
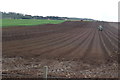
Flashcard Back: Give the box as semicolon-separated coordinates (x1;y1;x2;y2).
1;19;65;27
2;21;119;78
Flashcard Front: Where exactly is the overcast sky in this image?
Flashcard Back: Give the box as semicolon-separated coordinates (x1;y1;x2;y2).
1;0;119;22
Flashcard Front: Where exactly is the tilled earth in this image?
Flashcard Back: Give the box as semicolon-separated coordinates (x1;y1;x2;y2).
2;21;119;78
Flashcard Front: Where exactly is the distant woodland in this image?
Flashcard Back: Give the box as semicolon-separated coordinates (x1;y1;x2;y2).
0;12;95;21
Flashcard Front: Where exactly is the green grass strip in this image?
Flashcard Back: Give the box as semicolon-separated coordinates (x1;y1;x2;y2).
1;19;65;27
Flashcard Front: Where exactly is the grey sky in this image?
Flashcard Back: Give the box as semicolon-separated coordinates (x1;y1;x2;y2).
1;0;119;22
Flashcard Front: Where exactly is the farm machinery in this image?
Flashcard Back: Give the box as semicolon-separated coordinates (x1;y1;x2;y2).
98;25;103;31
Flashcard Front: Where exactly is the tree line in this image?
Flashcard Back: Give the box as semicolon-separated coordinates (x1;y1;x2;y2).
0;12;68;20
0;11;95;21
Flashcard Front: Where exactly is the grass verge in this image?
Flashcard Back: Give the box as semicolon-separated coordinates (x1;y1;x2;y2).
1;19;65;27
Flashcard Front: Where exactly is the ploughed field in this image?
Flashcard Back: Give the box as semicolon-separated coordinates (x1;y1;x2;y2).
2;21;119;78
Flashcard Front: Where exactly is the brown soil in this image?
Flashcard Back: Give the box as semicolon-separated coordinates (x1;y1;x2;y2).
2;21;118;78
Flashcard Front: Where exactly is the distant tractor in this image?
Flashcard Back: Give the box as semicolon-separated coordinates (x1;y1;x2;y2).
98;25;103;31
